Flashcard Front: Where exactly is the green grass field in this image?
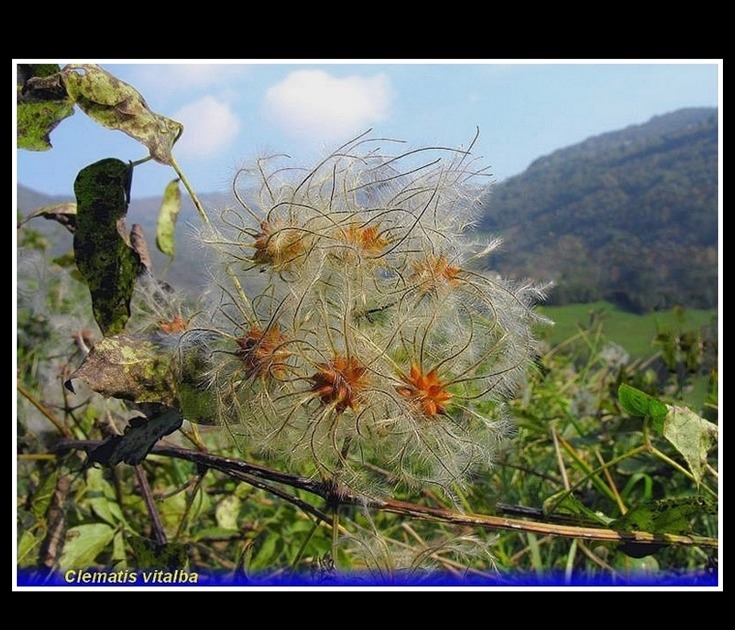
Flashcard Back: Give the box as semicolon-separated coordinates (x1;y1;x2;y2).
537;301;718;359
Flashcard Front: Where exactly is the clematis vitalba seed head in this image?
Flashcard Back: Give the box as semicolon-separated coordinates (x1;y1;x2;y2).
199;132;551;497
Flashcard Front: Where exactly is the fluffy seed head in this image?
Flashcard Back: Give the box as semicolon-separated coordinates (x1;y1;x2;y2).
199;132;550;497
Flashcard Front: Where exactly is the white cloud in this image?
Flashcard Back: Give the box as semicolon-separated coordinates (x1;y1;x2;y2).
127;63;248;96
264;70;393;143
172;96;240;158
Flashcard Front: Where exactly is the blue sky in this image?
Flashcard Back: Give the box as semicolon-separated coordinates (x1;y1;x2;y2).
15;60;721;200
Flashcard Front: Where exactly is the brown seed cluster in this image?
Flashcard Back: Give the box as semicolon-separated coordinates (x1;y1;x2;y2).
310;356;369;414
236;326;290;379
252;221;305;270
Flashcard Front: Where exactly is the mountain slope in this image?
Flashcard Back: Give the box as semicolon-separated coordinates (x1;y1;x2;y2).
18;108;719;312
479;107;718;312
16;184;226;295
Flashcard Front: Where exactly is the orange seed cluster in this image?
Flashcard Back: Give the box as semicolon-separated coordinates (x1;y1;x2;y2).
159;316;188;334
396;363;453;417
342;223;389;255
410;255;462;294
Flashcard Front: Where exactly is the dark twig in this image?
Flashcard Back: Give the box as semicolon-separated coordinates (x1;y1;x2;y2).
134;464;167;546
54;439;719;550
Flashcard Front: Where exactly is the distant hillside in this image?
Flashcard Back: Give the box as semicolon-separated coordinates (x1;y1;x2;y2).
479;107;718;312
16;184;227;295
18;108;719;311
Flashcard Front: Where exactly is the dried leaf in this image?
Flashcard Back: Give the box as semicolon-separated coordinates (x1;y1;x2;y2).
66;331;216;426
66;334;178;407
88;408;183;466
16;64;75;151
661;405;718;485
21;201;77;233
130;223;154;273
62;64;183;164
156;179;181;257
74;158;142;336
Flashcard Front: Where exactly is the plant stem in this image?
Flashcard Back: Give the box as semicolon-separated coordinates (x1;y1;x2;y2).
650;447;718;499
546;443;649;514
332;510;340;561
17;383;71;437
134;464;167;546
292;519;320;570
169;155;211;227
55;440;719;551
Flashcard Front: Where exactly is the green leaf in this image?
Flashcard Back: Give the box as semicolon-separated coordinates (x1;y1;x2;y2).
611;495;716;535
30;469;60;520
73;158;142;336
177;380;217;425
620;473;654;503
88;496;120;527
62;64;183;164
249;533;281;572
17;64;75;151
59;523;116;570
618;383;668;429
86;468;130;527
17;530;42;567
112;530;128;568
128;537;188;569
193;527;244;541
610;495;717;559
156;179;181;257
543;490;612;526
660;405;718;485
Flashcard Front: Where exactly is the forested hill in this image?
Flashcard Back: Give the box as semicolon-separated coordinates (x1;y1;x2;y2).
478;107;718;312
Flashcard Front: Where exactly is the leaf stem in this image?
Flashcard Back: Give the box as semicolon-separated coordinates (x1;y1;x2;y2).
650;447;718;499
169;155;211;227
